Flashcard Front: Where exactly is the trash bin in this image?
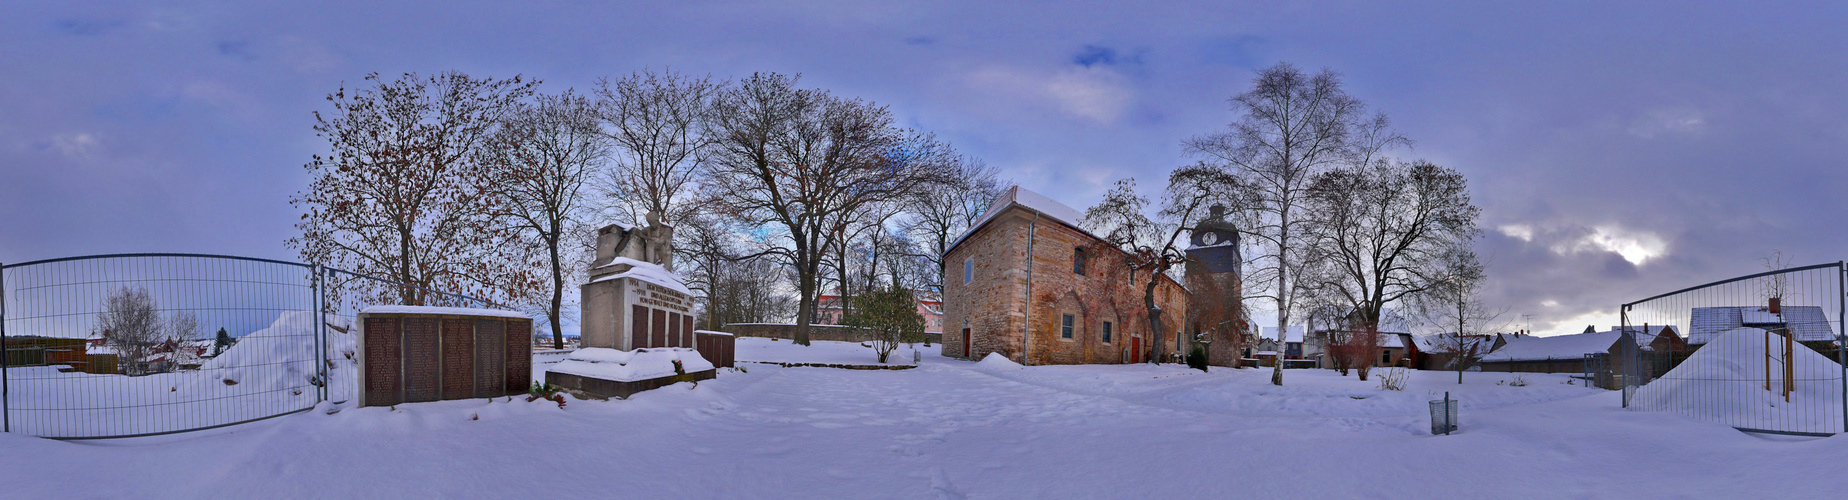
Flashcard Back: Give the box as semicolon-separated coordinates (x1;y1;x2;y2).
1429;393;1458;435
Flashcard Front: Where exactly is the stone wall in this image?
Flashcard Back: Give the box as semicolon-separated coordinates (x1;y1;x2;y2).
942;205;1190;365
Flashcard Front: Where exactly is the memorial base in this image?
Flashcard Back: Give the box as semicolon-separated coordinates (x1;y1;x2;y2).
546;369;715;400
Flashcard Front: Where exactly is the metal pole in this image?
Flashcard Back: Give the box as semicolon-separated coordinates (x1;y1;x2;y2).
315;266;329;404
1837;262;1845;434
2;262;10;433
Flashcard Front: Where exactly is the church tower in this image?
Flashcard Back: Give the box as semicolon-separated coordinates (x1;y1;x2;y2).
1184;204;1245;367
1185;205;1241;276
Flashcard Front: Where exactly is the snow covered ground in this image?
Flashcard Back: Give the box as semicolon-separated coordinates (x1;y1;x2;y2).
735;336;928;366
5;346;1848;498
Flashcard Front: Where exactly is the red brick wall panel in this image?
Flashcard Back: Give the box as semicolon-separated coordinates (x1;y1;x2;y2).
440;319;474;400
474;319;505;398
505;319;531;394
632;305;649;349
364;317;402;406
402;318;439;402
652;309;667;348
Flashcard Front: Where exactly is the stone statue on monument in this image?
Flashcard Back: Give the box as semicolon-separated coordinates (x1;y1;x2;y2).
640;210;675;270
591;210;677;276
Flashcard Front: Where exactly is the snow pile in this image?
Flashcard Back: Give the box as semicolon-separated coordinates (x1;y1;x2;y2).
1630;327;1843;433
194;311;357;399
590;257;694;296
974;352;1023;371
360;305;529;319
550;347;714;382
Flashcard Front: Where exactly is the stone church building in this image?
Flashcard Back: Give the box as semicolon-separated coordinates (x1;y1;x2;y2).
941;186;1219;365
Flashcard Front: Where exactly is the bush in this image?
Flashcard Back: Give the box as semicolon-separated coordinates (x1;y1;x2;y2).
1377;367;1408;391
1186;346;1208;372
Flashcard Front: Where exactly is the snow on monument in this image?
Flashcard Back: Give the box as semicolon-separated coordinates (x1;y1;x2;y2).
557;211;723;398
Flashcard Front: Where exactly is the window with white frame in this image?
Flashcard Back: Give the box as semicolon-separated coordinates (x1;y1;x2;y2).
963;257;973;284
1102;321;1112;343
1061;314;1074;339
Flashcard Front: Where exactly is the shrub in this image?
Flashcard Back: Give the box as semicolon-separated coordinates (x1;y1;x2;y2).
1186;346;1209;372
1377;367;1408;391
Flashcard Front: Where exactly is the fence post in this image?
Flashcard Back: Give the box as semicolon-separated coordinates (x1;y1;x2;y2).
2;261;10;433
315;265;328;405
1838;262;1845;434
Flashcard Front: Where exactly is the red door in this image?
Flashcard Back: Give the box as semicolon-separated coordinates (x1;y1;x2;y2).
1131;337;1141;363
962;328;972;358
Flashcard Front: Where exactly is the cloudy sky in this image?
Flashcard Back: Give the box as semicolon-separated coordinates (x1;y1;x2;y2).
4;2;1845;336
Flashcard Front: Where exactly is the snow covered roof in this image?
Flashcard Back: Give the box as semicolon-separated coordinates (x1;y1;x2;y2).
360;305;530;319
1689;306;1834;344
1414;333;1500;353
1261;326;1306;343
1481;331;1624;362
590;257;694;296
945;185;1091;256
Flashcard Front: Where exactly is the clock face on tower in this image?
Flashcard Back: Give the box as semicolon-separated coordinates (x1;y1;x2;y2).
1199;232;1219;246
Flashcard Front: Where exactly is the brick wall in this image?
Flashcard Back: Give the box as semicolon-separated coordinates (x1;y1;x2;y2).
359;312;533;408
723;323;876;343
943;206;1191;365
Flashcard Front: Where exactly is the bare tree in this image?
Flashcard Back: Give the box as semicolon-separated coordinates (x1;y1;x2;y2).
1085;168;1239;363
596;69;721;226
483;90;606;348
1415;244;1503;383
902;158;1003;295
704;73;956;345
1185;62;1376;385
1300;160;1480;346
99;287;162;375
290;71;540;306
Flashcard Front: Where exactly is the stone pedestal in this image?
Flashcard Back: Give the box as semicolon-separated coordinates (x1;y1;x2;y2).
580;274;695;351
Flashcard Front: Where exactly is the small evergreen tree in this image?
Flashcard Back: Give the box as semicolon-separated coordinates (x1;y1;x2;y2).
842;284;926;364
212;328;234;357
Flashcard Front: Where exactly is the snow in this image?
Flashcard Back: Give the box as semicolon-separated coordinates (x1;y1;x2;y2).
1261;325;1305;343
360;305;530;319
1691;306;1835;344
1482;330;1623;362
1630;327;1845;434
549;347;715;382
2;311;355;437
589;257;694;296
735;337;924;366
10;348;1848;497
945;185;1095;255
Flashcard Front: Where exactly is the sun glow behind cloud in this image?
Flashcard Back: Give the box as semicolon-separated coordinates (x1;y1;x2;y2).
1500;223;1667;266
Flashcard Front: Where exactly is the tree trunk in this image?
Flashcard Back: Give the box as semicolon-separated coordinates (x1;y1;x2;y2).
794;268;815;346
1273;210;1289;386
1143;271;1163;364
547;228;565;350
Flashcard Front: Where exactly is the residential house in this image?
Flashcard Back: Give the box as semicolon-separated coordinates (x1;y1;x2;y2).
814;291;946;335
1477;326;1682;388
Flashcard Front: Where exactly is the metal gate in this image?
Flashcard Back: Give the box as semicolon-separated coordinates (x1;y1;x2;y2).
1;253;509;439
1620;261;1847;436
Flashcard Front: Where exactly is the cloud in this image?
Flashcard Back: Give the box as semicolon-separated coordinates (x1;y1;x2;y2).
38;133;101;162
1500;222;1667;266
962;64;1136;124
1626;107;1706;139
54;18;125;36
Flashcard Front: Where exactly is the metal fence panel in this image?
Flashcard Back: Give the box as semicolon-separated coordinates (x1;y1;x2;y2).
0;254;321;439
1621;261;1846;436
0;254;515;439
